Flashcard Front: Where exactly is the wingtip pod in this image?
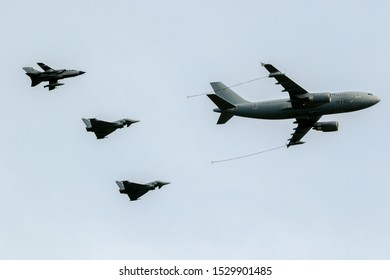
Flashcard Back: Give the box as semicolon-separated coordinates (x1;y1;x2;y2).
286;141;305;148
261;62;286;78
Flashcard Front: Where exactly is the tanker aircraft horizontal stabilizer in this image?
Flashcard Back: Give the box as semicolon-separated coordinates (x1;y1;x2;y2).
115;180;170;201
207;63;380;147
23;62;85;91
82;118;139;139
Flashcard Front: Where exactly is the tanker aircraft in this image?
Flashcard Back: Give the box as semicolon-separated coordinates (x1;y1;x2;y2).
82;118;139;139
23;62;85;91
207;63;380;147
116;180;170;201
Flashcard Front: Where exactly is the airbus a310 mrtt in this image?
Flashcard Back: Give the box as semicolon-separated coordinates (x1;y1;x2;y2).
207;63;380;147
23;62;85;91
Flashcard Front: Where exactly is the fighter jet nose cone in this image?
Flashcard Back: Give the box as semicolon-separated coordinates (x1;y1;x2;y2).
79;71;86;75
156;181;170;186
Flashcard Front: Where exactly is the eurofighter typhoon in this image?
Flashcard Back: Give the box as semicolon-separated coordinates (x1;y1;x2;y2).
116;180;170;201
82;118;139;139
207;63;380;147
23;62;85;91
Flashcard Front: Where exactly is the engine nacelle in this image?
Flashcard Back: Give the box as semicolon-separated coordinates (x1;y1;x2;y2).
312;121;339;132
309;92;331;104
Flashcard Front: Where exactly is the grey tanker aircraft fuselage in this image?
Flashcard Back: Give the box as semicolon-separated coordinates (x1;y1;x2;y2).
216;92;379;120
207;63;380;147
23;62;85;91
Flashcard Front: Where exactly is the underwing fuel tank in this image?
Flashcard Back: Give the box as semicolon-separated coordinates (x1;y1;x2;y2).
44;83;64;88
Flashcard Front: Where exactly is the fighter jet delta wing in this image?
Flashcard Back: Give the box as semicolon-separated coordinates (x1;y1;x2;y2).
116;181;150;201
288;116;322;147
93;128;117;139
116;181;170;201
261;63;310;106
82;118;116;139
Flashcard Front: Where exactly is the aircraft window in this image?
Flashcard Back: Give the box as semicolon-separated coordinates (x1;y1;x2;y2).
368;93;373;95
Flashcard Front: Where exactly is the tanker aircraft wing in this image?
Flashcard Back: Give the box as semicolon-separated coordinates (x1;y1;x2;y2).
261;63;310;108
288;116;322;147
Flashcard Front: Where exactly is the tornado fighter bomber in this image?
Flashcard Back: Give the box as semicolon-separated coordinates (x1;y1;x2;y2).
23;62;85;91
116;180;170;201
82;118;139;139
207;63;380;147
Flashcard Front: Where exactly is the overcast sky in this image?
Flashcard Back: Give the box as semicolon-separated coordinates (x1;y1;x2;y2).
0;0;389;259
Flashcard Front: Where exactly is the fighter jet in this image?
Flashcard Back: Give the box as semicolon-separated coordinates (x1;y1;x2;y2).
207;63;380;147
116;180;170;201
23;62;85;91
82;118;139;139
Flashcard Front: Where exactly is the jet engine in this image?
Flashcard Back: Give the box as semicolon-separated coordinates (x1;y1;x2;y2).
309;92;331;104
312;121;339;132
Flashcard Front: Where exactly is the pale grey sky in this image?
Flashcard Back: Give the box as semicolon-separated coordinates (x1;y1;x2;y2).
0;0;389;259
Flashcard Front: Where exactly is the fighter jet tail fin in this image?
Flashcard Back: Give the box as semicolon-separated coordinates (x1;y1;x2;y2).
23;67;40;74
115;181;125;191
82;118;92;128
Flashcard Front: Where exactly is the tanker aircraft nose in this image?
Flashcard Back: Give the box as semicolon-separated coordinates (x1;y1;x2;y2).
367;93;380;106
